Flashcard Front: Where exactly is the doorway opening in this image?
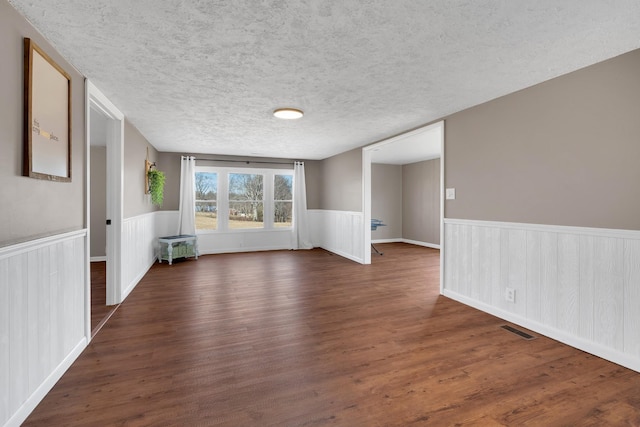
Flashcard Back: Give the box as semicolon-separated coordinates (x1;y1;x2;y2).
88;107;115;334
86;80;124;339
362;120;445;291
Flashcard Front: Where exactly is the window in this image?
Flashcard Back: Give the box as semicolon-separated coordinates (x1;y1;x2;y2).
229;173;263;229
195;172;217;230
195;167;293;232
274;174;292;228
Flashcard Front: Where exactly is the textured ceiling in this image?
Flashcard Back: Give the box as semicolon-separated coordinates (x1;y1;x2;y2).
9;0;640;160
371;125;441;165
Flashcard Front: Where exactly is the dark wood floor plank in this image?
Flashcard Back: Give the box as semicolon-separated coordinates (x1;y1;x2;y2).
24;244;640;426
90;261;119;336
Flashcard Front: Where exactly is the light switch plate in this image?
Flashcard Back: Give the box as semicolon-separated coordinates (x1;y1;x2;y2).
446;188;456;200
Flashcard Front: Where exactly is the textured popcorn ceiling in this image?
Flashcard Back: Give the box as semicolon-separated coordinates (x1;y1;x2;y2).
9;0;640;160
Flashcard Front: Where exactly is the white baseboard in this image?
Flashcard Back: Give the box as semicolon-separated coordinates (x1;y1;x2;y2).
443;218;640;373
370;238;440;250
198;245;293;256
401;239;440;249
7;338;87;427
90;256;106;262
122;256;157;301
371;238;403;244
443;289;640;373
322;247;364;264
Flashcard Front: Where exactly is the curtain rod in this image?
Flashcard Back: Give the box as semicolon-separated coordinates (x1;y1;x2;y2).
193;158;297;165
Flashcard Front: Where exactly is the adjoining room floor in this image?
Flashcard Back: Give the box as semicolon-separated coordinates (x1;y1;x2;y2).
26;244;640;426
90;261;118;336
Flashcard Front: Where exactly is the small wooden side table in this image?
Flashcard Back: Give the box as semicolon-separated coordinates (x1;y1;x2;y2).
157;235;198;265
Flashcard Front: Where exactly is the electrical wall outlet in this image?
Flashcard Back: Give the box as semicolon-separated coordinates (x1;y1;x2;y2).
505;287;515;303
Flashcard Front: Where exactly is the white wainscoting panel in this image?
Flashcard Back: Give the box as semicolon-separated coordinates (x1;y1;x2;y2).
154;210;179;239
309;210;364;264
624;240;640;357
444;218;640;372
121;213;157;300
155;210;296;256
0;230;87;427
197;230;294;255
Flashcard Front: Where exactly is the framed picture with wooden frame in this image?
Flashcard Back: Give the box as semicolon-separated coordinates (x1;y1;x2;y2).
23;38;72;182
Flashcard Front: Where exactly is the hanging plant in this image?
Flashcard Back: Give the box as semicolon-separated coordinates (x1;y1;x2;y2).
148;169;166;206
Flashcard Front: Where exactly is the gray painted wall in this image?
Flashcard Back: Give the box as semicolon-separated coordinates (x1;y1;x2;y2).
156;152;181;211
304;160;322;210
0;0;85;247
445;49;640;231
369;160;440;244
123;120;159;218
403;159;440;245
90;146;107;257
371;164;402;239
318;148;362;212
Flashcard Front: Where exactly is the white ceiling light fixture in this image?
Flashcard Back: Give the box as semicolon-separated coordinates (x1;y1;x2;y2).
273;108;304;119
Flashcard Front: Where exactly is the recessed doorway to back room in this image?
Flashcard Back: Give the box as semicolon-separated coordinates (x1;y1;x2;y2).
363;121;444;289
86;80;125;338
89;106;115;335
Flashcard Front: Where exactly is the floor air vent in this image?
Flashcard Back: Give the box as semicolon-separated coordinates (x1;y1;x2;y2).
501;325;536;340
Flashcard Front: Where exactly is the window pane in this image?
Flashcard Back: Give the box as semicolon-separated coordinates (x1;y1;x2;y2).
274;201;292;227
274;175;292;228
229;201;263;229
195;172;217;230
229;173;263;201
195;202;217;230
274;175;292;201
195;172;217;200
228;173;263;228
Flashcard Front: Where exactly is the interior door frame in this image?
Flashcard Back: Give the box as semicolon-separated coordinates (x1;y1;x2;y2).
361;120;445;292
85;79;125;339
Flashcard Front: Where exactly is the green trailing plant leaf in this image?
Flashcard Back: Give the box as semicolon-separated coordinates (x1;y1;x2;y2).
148;169;166;206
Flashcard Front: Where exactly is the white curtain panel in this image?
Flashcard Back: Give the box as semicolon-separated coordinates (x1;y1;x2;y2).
177;156;196;235
293;161;312;250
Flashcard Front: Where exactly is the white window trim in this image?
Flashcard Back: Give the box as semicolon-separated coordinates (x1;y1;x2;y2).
195;166;293;234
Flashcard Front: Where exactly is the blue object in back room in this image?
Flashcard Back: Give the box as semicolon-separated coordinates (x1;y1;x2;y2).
370;219;386;255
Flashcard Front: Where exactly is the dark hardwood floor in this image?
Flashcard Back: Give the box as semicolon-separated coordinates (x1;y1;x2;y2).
90;261;118;336
26;244;640;426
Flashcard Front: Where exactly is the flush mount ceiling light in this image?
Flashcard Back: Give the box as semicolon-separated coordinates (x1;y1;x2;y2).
273;108;304;119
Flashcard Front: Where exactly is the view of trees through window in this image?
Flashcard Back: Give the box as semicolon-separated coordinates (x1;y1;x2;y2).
195;172;217;230
229;173;264;229
194;168;293;231
274;174;293;227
